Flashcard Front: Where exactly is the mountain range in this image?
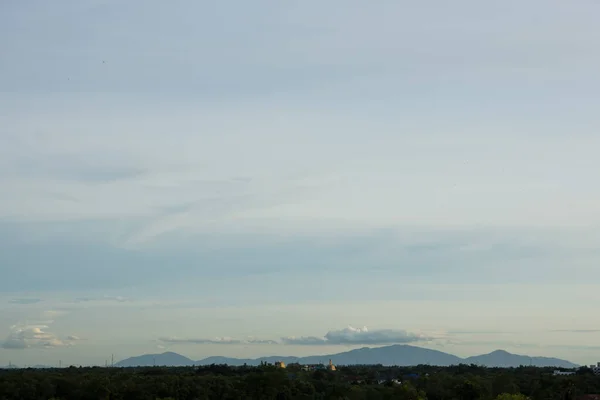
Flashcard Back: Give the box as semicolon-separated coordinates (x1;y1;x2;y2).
115;345;578;368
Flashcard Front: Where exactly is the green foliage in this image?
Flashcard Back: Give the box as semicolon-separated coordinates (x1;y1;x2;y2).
0;364;597;400
496;393;531;400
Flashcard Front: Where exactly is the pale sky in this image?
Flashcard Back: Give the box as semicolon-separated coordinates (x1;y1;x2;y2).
1;0;600;367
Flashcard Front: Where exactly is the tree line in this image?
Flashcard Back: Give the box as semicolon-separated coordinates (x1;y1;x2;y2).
0;363;598;400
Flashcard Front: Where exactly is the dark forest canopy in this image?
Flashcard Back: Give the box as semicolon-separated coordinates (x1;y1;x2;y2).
0;363;598;400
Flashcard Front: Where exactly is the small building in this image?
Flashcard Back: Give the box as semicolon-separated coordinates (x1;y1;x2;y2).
302;363;327;371
553;370;576;376
327;359;336;371
274;361;286;369
591;363;600;375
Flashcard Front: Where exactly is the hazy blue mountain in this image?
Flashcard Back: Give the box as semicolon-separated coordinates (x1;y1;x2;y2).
194;346;460;367
465;349;578;368
323;345;463;366
206;345;459;366
116;345;577;368
115;351;195;367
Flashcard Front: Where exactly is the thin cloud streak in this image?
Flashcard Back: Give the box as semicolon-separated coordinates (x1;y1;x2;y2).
159;337;278;345
159;326;432;347
74;296;131;303
8;298;42;305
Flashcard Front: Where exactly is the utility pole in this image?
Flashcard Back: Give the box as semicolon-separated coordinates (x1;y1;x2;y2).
111;354;114;367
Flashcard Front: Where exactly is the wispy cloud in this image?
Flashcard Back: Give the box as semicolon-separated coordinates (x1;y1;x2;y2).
8;298;42;304
74;296;130;303
280;336;328;346
159;326;430;346
158;337;242;345
159;336;278;345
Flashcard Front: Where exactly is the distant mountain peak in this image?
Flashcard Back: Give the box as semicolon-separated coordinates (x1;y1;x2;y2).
115;345;578;368
115;351;194;367
465;349;577;368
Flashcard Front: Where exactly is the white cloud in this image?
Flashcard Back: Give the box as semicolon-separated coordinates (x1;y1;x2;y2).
283;326;432;346
1;307;79;350
1;324;77;350
159;326;430;347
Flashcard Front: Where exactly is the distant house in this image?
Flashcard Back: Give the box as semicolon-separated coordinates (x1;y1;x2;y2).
302;364;327;371
274;361;286;369
562;363;600;377
327;359;336;371
553;370;576;376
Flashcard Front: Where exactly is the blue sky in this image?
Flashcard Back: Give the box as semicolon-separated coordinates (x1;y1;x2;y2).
1;0;600;366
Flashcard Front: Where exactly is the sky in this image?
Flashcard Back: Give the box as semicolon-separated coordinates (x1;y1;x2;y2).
1;0;600;367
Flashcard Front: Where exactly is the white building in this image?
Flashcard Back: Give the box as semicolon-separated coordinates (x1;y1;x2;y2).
590;362;600;375
553;370;576;376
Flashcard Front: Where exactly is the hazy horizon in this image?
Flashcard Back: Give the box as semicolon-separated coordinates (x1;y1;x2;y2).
0;338;588;368
2;0;600;367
